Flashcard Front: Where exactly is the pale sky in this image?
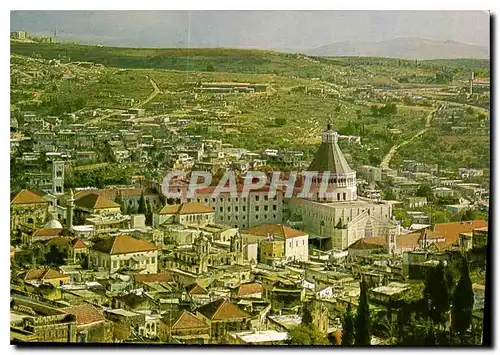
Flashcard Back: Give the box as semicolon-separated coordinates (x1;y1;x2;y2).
10;10;490;50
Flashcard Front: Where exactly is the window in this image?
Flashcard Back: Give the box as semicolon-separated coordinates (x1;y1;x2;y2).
228;197;231;202
343;193;346;201
243;216;246;220
337;193;341;201
197;198;201;203
235;206;238;212
302;240;305;245
255;206;260;212
212;198;216;203
204;198;208;203
219;207;223;212
264;195;268;201
296;241;298;247
228;207;231;212
264;205;268;211
255;215;259;220
273;205;277;211
235;216;238;220
243;206;246;212
113;260;118;268
264;215;267;219
255;196;260;202
220;197;224;202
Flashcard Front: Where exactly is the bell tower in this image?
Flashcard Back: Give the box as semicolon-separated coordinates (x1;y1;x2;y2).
52;160;65;195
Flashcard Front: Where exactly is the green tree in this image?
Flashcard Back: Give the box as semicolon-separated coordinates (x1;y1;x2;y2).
45;245;67;266
342;303;355;345
302;301;314;326
138;190;147;214
355;280;372;345
451;258;474;337
423;261;451;326
289;325;329;345
416;184;435;202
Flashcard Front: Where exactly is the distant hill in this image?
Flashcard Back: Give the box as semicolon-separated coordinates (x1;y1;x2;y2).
306;37;489;60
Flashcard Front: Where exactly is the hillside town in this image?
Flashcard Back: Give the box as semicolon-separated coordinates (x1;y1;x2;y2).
10;14;489;346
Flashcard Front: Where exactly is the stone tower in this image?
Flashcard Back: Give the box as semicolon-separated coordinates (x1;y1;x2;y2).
230;233;244;264
306;122;357;202
66;188;74;229
52;160;65;195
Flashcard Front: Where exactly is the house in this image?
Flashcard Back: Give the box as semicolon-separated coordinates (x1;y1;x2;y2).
89;234;159;274
11;189;49;231
196;298;251;341
232;283;263;299
226;329;289;345
74;193;121;222
186;283;211;307
62;304;112;343
20;268;70;286
159;310;211;344
10;296;77;343
244;224;309;262
153;202;215;228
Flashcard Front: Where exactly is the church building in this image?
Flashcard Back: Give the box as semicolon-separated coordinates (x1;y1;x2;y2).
286;123;399;250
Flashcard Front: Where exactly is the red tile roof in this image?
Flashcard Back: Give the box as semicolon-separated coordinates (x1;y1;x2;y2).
71;238;87;249
92;234;157;255
196;298;249;321
134;272;173;284
62;304;105;326
234;283;263;298
23;268;67;281
432;220;488;246
75;193;120;210
163;310;209;330
33;228;64;237
244;224;307;239
186;283;209;296
157;202;213;215
11;189;48;205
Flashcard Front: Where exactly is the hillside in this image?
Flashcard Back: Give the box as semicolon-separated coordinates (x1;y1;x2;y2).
9;42;326;78
307;37;490;60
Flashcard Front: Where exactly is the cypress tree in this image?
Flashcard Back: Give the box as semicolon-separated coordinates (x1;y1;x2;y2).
342;303;355;346
423;261;451;326
138;190;147;214
302;301;314;326
451;258;474;336
355;279;371;346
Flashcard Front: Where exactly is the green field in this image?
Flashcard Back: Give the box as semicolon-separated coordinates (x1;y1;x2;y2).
10;42;490;173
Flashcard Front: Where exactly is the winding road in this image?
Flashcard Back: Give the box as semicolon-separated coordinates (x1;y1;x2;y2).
137;77;162;108
380;108;437;170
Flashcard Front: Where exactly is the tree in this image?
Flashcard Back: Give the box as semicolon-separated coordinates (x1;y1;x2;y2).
355;279;372;345
289;325;329;345
138;190;147;214
416;184;435;203
342;303;355;345
423;261;451;326
44;245;67;266
302;301;314;326
206;64;215;72
451;258;474;336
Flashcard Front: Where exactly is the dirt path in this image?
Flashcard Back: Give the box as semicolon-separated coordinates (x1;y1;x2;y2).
380;108;436;170
137;77;162;108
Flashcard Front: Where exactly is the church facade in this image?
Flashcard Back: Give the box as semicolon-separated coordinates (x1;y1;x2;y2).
285;123;398;250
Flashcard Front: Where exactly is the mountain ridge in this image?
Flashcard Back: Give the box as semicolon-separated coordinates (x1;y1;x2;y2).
306;37;489;59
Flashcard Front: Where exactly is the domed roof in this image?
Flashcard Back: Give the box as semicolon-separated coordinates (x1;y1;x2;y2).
44;219;63;229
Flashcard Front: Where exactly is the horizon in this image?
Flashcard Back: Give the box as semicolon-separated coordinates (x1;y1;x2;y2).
10;10;490;50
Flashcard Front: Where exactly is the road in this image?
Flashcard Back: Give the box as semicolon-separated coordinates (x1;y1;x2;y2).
380;108;436;170
137;77;162;108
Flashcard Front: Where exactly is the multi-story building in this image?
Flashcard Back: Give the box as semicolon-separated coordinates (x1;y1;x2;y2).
193;186;283;230
89;234;159;274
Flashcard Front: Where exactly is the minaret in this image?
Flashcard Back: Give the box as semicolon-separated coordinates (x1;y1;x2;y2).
66;189;74;229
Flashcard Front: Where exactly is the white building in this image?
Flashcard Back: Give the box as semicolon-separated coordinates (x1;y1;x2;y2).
89;234;159;274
